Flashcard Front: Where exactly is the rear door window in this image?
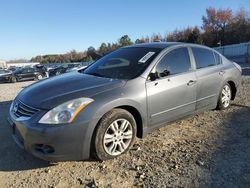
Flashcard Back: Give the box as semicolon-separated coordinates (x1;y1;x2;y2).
22;68;29;73
192;47;216;69
28;68;34;73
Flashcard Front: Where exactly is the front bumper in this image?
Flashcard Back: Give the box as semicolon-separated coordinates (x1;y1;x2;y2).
0;75;11;82
8;110;92;162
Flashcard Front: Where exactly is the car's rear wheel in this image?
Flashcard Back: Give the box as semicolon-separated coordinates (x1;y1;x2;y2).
35;74;43;80
217;83;232;110
93;108;136;160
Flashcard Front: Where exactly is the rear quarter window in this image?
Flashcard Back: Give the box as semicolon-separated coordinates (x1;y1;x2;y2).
214;52;222;65
192;47;216;69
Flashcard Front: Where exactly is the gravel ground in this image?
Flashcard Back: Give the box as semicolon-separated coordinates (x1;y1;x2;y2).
0;76;250;188
0;81;35;103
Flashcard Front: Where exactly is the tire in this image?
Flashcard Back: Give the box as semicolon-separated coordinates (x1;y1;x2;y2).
55;71;61;76
93;108;137;161
216;83;232;110
11;76;17;83
35;74;43;80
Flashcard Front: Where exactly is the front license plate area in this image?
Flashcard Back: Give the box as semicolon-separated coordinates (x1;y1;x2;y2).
7;117;15;133
8;118;25;149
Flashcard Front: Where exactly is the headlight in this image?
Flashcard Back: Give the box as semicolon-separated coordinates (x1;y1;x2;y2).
39;97;94;124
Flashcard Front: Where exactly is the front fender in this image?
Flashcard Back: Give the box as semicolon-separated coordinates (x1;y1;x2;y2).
80;98;147;160
79;77;148;160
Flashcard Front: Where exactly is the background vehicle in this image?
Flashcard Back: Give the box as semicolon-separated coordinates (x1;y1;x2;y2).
8;66;20;72
10;66;47;82
8;42;241;162
48;63;80;76
48;64;68;76
66;65;88;73
66;66;82;72
0;69;12;83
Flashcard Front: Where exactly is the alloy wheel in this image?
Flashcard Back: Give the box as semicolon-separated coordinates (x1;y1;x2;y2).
103;118;133;156
221;85;231;108
37;75;43;80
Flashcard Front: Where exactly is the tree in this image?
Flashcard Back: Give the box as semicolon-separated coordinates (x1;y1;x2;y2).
118;35;133;47
202;7;233;46
145;36;150;43
226;8;250;44
135;39;141;44
151;33;163;42
99;43;109;55
69;50;77;62
167;27;203;44
8;59;29;63
187;27;203;44
82;55;93;62
135;37;147;44
87;46;102;60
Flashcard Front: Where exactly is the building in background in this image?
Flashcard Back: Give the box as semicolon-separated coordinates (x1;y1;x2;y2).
6;62;40;68
0;60;7;69
0;60;40;69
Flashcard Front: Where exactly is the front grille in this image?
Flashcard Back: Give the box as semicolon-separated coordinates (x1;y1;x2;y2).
12;100;39;118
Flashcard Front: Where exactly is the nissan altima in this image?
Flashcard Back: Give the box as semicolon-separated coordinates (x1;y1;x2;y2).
8;42;242;161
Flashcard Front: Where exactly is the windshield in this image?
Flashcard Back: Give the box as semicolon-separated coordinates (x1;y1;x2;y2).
84;47;161;79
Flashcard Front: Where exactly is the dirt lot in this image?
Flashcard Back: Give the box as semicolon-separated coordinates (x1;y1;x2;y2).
0;76;250;188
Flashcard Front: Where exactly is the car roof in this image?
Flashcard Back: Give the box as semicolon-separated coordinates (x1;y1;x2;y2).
124;42;184;49
123;42;212;51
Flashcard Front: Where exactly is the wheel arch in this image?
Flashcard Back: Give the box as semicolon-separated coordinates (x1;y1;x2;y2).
86;100;146;159
115;105;144;138
227;80;237;100
91;104;145;142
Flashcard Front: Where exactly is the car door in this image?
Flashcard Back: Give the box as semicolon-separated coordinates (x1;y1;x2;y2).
191;47;224;110
146;47;197;126
28;68;36;79
24;68;33;80
16;68;28;80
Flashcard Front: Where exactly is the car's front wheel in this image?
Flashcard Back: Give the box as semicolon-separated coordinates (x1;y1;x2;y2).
11;76;17;83
217;83;232;110
55;71;61;76
93;108;137;160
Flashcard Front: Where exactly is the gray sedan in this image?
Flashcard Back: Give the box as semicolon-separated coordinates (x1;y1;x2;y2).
8;42;241;161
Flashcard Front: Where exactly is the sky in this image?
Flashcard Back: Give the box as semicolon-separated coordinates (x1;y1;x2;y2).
0;0;249;60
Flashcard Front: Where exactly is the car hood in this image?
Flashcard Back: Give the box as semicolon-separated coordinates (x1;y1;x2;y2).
17;72;126;109
0;72;11;77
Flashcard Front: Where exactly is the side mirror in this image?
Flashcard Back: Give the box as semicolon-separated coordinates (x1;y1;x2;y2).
160;69;170;77
148;72;158;81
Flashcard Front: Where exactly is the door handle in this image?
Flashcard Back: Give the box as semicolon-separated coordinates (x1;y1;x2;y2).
219;70;225;76
187;80;196;86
